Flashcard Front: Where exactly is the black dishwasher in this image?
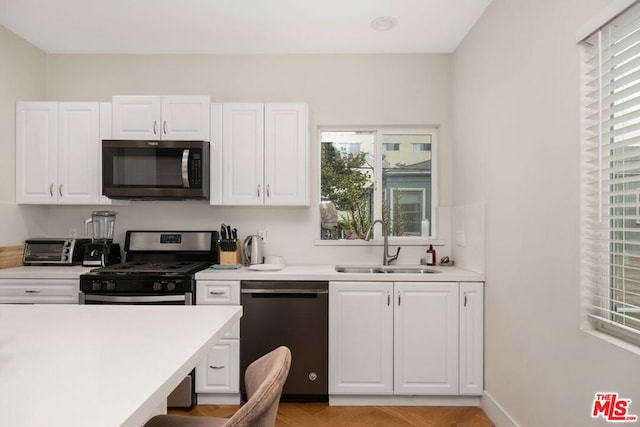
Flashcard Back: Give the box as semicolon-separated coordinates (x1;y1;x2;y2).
240;281;328;402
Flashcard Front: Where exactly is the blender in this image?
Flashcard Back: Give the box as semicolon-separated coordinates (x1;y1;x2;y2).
83;211;121;267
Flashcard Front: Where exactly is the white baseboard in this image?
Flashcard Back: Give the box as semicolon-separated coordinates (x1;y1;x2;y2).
196;393;241;405
481;391;520;427
330;395;481;406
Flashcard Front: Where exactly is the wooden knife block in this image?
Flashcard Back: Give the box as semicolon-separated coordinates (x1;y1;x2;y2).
219;246;242;265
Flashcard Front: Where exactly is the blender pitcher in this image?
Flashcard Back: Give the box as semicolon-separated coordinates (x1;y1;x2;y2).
84;211;117;242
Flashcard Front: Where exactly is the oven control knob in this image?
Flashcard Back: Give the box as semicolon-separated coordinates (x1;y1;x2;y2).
153;282;163;292
167;282;176;291
92;281;102;291
105;281;116;291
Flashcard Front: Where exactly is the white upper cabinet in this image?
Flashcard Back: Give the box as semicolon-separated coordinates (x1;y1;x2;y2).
111;95;210;141
220;103;265;205
210;102;309;206
264;103;309;205
16;102;101;205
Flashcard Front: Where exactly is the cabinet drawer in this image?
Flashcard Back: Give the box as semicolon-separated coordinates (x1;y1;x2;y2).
195;339;240;393
0;280;79;304
196;281;240;305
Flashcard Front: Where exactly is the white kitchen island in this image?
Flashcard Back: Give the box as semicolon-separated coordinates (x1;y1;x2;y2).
0;304;242;427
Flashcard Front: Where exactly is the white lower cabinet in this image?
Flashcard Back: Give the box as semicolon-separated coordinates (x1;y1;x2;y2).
0;279;79;304
195;280;241;404
195;338;240;394
459;282;484;395
329;281;483;398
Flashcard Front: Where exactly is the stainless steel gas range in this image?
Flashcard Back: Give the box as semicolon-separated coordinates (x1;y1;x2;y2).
79;230;219;409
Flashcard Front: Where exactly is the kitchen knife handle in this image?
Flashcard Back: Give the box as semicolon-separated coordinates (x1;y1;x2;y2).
153;120;157;135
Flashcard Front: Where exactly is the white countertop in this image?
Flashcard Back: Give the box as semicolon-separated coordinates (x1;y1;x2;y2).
0;265;94;279
0;264;485;283
0;304;242;427
196;264;485;282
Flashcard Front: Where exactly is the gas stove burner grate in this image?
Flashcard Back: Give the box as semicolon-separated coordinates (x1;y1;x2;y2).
91;261;212;275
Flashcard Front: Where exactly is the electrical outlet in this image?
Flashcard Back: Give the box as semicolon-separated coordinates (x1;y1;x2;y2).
257;229;267;242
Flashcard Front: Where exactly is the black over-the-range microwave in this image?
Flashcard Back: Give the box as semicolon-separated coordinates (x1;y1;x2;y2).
102;140;209;200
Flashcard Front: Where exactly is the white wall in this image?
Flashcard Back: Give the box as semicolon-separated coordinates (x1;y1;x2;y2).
0;25;48;244
34;53;453;264
453;0;640;426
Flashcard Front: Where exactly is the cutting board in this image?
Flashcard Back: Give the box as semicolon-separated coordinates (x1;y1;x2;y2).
0;245;24;269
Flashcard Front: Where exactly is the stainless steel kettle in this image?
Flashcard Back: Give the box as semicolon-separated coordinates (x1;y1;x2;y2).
243;235;264;265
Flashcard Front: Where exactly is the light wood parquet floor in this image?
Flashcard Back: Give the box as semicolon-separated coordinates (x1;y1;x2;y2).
169;404;495;426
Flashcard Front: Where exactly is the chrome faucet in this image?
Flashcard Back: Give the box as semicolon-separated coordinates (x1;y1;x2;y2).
364;219;401;265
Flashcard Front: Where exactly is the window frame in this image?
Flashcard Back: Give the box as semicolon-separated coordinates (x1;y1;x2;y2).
579;1;640;348
317;126;439;244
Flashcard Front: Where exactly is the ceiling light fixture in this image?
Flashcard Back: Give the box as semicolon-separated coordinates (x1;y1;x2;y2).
371;16;397;32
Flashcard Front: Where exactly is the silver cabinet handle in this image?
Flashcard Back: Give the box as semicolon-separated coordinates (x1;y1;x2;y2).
153;120;157;135
163;120;167;135
25;290;41;294
209;365;225;369
208;290;226;296
398;292;401;306
181;149;190;188
257;184;261;197
59;184;63;197
387;292;390;306
266;184;270;197
49;184;54;196
464;294;468;307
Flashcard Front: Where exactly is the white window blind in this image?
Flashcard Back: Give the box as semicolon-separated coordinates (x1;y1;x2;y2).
582;1;640;345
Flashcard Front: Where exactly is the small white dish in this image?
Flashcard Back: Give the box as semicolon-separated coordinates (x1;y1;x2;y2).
249;263;284;271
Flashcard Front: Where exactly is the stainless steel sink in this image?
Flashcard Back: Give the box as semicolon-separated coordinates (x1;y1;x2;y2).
334;266;386;274
385;266;439;274
334;265;439;274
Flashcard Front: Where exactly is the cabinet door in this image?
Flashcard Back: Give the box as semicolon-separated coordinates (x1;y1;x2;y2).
0;279;79;304
459;282;483;395
221;103;264;205
97;102;114;205
112;95;161;140
394;282;459;395
264;103;309;206
15;102;58;204
161;96;210;140
57;102;100;204
195;339;240;393
329;281;393;394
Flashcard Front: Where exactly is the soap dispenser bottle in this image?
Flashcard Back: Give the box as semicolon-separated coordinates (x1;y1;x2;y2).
426;245;436;266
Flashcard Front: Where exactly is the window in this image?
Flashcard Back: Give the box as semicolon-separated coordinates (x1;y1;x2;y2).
383;143;400;151
320;128;436;240
413;142;431;151
581;1;640;345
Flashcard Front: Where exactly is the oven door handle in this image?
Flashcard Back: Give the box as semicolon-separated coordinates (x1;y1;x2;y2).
83;294;189;304
181;149;190;188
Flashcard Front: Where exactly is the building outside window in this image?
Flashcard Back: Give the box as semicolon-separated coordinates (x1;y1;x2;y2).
320;128;436;241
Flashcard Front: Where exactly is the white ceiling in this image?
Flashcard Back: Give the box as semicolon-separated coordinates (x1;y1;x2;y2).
0;0;492;54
